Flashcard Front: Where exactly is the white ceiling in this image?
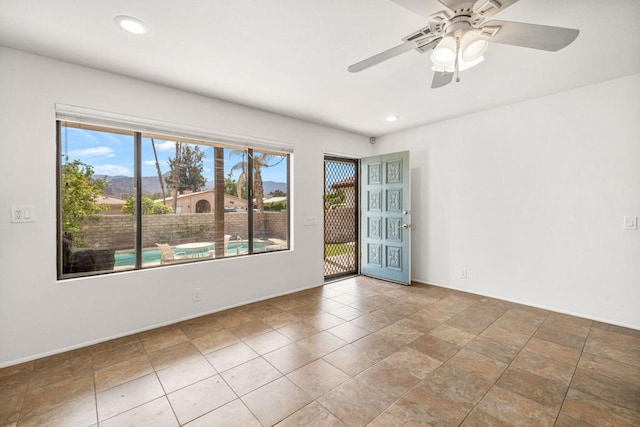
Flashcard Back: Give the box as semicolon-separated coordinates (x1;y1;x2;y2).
1;0;639;136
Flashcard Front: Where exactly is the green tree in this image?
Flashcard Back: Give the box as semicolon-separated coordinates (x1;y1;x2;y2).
144;192;164;200
263;200;287;211
165;143;207;194
122;196;173;215
230;151;282;212
269;189;286;197
61;160;107;239
324;188;345;209
224;172;239;197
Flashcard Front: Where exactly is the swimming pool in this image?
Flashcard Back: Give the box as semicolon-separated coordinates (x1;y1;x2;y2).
114;241;269;267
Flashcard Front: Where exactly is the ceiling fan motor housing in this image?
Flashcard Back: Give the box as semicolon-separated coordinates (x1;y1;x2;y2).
444;19;473;37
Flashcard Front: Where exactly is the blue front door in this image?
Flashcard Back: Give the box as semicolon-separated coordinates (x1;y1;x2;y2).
360;151;411;284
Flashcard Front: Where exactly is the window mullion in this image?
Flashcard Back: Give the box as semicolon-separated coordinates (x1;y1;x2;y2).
214;147;225;257
134;132;143;269
248;149;254;254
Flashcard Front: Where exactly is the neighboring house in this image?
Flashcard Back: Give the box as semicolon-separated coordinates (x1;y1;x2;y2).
326;177;356;243
156;189;248;213
331;176;355;208
263;196;287;204
95;196;126;215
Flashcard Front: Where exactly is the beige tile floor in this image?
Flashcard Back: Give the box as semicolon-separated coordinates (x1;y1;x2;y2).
1;276;639;426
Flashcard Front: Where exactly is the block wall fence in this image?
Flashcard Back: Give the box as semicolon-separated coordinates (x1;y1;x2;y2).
80;212;287;250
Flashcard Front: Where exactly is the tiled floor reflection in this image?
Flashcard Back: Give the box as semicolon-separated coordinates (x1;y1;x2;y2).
2;276;639;426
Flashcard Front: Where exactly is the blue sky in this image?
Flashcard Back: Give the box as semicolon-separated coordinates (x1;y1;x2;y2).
62;126;287;182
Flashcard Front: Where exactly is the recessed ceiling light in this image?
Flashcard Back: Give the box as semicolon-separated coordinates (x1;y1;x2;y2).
114;15;149;34
386;115;399;122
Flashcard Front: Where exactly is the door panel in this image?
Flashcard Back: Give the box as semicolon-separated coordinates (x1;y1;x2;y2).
360;151;411;284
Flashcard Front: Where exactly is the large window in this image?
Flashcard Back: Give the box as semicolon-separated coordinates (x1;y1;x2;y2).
57;121;290;279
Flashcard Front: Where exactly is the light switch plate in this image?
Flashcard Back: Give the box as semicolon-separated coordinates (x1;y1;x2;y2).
10;206;35;223
624;216;638;230
304;216;318;226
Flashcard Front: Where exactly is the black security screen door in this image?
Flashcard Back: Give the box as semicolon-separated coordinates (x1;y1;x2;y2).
324;156;358;281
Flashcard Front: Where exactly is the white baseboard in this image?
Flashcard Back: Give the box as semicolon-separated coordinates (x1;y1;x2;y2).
0;282;323;369
411;278;640;331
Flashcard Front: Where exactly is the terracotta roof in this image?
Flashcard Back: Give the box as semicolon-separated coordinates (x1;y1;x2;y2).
96;196;126;205
155;189;247;205
331;176;355;188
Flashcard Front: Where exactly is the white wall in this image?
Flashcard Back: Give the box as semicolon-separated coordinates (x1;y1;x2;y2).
375;74;640;329
0;47;371;367
2;45;638;367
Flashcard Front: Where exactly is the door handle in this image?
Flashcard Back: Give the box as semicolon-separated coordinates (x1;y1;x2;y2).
398;223;410;229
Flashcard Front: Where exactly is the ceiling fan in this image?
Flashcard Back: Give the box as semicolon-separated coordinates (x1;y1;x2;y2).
348;0;579;88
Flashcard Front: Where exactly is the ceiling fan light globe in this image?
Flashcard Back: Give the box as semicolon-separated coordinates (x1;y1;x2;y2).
462;39;488;61
431;63;455;73
458;55;484;71
433;64;455;73
432;48;455;65
460;31;488;62
431;36;456;66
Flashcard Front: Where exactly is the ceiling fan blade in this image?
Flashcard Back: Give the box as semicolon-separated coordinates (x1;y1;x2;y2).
394;0;476;15
390;0;438;18
431;71;454;88
436;0;475;12
484;20;579;51
348;40;417;73
472;0;519;19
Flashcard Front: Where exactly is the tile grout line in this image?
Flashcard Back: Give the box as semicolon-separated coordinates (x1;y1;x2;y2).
92;358;99;426
15;362;35;424
250;318;358;425
95;335;177;425
362;295;462;424
170;316;341;425
456;308;552;425
142;334;181;426
356;298;495;425
152;326;259;425
183;329;244;426
289;306;386;426
552;322;591;426
360;309;451;423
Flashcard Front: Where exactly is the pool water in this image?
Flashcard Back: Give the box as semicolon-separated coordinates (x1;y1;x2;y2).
114;241;268;267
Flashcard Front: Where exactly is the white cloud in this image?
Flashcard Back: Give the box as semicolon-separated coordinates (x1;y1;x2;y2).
93;164;131;176
143;160;159;166
155;140;177;151
67;146;115;158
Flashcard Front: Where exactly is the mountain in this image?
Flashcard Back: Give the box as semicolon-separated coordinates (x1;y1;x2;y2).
99;175;286;199
99;175;172;198
204;179;286;195
263;181;287;195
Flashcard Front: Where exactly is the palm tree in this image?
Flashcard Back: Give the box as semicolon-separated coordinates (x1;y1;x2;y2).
150;138;167;203
230;150;281;234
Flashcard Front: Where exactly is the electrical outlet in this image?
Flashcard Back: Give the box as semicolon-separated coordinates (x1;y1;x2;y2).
10;206;35;223
460;268;468;279
192;288;202;302
624;216;638;230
